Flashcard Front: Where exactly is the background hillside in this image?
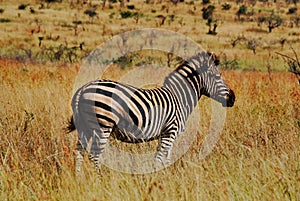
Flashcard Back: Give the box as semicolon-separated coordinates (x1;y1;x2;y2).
0;0;300;70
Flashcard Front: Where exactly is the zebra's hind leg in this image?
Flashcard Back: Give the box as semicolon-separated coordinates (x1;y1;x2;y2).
75;140;85;175
89;128;112;172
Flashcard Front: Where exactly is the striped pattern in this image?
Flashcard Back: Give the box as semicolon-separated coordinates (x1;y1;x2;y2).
68;51;235;172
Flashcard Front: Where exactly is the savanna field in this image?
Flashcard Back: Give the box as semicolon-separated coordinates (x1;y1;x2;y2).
0;0;300;200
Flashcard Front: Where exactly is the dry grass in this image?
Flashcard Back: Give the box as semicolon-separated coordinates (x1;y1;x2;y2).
0;58;299;200
0;0;300;200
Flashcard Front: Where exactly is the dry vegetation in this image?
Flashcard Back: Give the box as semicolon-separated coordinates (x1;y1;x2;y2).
0;0;300;200
0;56;299;200
0;0;300;69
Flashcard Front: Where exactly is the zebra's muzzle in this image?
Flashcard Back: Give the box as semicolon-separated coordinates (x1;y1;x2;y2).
223;89;235;107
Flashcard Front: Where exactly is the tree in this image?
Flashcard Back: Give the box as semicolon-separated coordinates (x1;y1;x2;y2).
84;9;97;23
266;14;283;33
236;5;247;21
201;5;218;34
257;13;283;32
207;18;219;35
202;5;215;20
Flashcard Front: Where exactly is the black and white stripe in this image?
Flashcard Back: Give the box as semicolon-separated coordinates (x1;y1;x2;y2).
68;51;235;172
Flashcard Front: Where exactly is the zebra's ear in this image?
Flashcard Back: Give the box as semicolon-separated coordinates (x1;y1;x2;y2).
207;51;220;66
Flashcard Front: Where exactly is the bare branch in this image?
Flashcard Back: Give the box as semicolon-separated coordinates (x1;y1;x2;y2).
276;50;300;85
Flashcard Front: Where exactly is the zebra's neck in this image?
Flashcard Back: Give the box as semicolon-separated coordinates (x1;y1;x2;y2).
163;61;202;122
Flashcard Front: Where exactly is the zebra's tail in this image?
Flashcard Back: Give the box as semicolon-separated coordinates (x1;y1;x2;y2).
66;85;84;133
66;115;76;133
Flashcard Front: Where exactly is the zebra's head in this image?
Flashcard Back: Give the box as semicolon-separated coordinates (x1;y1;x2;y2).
195;52;235;107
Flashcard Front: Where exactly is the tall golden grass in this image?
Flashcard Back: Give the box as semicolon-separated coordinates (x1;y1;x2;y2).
0;58;299;200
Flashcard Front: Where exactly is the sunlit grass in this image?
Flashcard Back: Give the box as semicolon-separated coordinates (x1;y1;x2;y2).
0;57;299;200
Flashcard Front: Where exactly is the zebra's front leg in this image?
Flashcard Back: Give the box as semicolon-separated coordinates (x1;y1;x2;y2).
155;132;177;166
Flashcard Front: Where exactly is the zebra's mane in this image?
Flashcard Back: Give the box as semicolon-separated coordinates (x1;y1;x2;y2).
163;51;218;87
178;52;218;73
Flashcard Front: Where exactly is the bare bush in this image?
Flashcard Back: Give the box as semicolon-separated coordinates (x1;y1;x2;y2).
247;39;259;54
230;35;247;47
276;48;300;85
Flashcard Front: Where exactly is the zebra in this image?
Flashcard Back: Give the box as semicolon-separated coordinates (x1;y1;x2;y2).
67;51;235;172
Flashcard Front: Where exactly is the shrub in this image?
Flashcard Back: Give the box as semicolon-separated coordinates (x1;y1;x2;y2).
0;8;4;14
44;0;62;3
127;5;135;10
222;3;231;10
30;7;35;14
18;4;28;10
0;18;11;23
257;16;266;26
120;11;132;18
109;12;115;19
287;7;297;14
72;20;82;25
202;0;210;4
291;15;300;27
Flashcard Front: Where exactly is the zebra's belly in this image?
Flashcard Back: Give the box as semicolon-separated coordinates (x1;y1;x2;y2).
110;127;158;143
111;121;162;143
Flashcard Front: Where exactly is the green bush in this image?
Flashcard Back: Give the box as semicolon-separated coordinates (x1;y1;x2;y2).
237;5;247;16
220;60;239;70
